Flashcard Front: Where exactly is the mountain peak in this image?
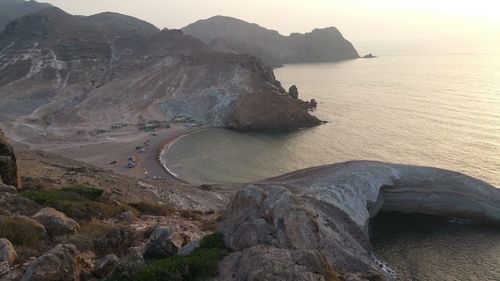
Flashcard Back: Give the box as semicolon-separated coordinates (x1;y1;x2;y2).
0;0;52;31
86;11;160;38
3;7;93;38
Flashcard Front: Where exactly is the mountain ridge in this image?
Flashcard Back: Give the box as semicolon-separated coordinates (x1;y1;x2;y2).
182;15;360;66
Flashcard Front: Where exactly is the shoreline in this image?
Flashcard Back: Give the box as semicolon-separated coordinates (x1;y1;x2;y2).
14;124;208;185
156;126;210;184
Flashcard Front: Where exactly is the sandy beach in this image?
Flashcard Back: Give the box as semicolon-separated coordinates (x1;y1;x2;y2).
29;123;204;184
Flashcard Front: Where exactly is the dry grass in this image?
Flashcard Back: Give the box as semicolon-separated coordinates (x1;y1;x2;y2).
0;215;46;248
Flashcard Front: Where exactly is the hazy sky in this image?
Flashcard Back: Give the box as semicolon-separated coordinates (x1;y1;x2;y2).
43;0;500;53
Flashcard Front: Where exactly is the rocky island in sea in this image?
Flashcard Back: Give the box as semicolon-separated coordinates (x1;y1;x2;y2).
0;1;499;281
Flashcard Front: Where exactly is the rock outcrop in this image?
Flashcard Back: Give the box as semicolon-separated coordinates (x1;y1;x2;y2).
182;16;360;67
20;244;82;281
33;208;80;236
143;227;184;260
0;238;17;275
289;85;299;99
219;161;500;279
0;131;18;188
0;8;320;143
93;254;119;278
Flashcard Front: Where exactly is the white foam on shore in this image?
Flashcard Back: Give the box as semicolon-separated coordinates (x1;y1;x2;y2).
158;126;209;184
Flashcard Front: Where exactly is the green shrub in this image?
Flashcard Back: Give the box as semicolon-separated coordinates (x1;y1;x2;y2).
61;184;104;200
21;185;131;221
129;201;174;216
0;216;46;248
106;232;227;281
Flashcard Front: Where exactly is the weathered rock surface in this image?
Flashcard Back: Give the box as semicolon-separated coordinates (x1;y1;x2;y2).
227;90;321;130
0;131;19;188
0;8;320;144
33;208;80;236
183;16;360;67
93;254;118;278
177;239;200;256
0;184;16;194
20;244;82;281
219;245;340;281
219;161;500;280
143;226;183;260
0;238;17;275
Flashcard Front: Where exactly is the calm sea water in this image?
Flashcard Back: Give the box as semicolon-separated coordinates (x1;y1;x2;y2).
371;213;500;281
163;53;500;187
162;52;500;280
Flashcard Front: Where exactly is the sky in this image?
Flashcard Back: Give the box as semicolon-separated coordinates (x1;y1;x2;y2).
43;0;500;54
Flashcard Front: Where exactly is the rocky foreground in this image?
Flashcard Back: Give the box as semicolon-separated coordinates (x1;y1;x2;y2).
2;132;500;281
219;162;500;280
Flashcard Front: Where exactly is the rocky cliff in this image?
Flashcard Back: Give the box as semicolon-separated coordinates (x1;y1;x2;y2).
0;8;320;142
182;16;360;67
0;130;18;188
218;161;500;280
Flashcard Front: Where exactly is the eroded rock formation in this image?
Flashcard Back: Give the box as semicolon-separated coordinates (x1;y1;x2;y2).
219;161;500;279
0;131;18;188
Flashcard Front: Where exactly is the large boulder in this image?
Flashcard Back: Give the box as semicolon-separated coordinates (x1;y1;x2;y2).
219;245;340;281
33;208;80;236
0;131;19;188
219;161;500;280
20;244;82;281
143;227;183;260
0;184;17;194
0;238;17;275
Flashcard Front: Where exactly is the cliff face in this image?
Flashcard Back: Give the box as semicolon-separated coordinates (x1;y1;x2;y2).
182;16;360;67
219;161;500;280
0;131;18;188
0;8;320;142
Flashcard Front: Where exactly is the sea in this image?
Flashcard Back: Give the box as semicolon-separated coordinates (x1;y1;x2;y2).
161;49;500;280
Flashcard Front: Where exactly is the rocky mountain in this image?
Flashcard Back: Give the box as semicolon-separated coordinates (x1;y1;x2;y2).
0;0;52;31
182;15;360;67
0;7;320;142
